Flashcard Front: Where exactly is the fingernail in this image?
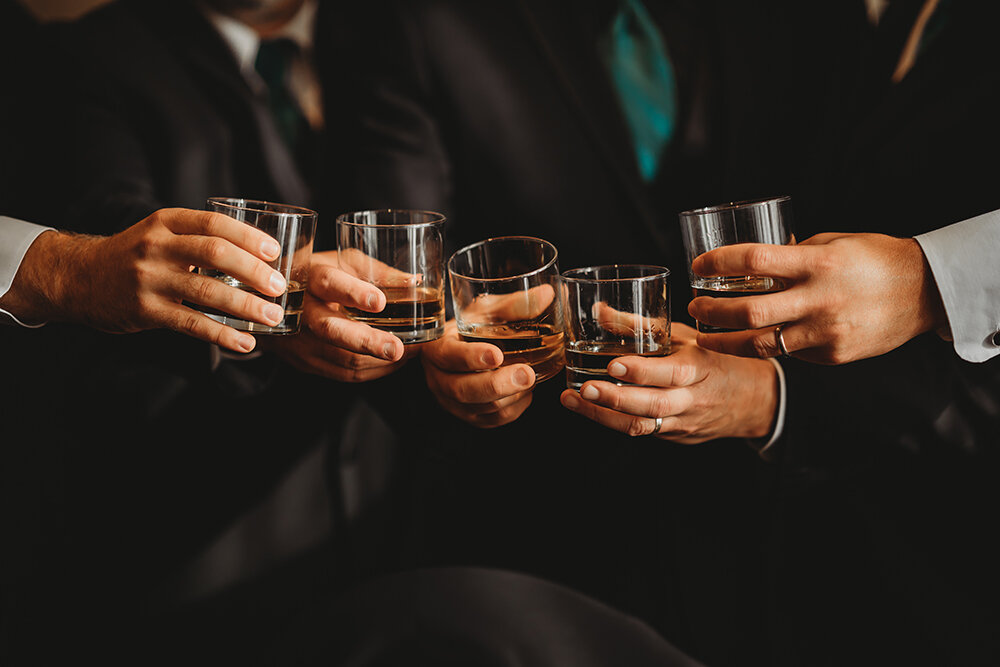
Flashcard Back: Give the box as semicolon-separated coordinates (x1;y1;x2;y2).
261;238;281;258
263;303;284;323
562;393;580;409
514;367;532;387
236;334;255;352
270;271;287;293
608;362;627;378
581;385;599;401
367;292;382;310
383;342;397;360
481;350;499;367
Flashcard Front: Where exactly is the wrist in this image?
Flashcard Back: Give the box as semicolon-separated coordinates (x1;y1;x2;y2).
737;356;779;440
906;237;948;338
6;230;99;325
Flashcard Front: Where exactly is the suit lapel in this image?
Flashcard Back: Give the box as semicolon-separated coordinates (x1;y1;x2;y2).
143;0;311;207
515;0;671;254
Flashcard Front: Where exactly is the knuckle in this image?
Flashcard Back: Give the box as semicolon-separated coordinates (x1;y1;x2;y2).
194;276;219;305
750;332;775;358
744;300;771;329
177;311;203;336
241;291;261;315
745;245;773;273
651;394;672;417
626;418;649;438
203;237;228;265
134;235;158;260
670;363;697;386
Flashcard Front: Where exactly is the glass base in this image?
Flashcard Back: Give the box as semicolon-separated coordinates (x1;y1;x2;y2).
204;312;300;336
389;324;445;345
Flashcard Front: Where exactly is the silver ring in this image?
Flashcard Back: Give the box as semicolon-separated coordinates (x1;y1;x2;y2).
774;324;792;358
652;416;663;434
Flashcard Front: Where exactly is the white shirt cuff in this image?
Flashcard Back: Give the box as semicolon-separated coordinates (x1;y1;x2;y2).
0;217;54;327
915;210;1000;363
748;357;786;459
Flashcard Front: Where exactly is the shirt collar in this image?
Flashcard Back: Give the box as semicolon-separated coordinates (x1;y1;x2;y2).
201;0;317;78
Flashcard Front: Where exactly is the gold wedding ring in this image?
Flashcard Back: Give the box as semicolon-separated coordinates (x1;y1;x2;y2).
774;324;792;358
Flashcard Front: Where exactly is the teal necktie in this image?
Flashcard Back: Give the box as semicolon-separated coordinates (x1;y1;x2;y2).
599;0;678;183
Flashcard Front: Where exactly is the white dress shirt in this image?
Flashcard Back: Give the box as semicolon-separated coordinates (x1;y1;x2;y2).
916;209;1000;363
0;216;53;327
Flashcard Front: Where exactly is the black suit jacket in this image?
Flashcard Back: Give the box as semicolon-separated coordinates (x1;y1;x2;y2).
43;0;313;231
317;3;860;666
769;2;1000;665
2;1;344;662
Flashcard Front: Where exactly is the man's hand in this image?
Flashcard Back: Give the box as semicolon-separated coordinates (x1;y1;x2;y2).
420;319;536;428
1;208;293;353
687;233;948;364
559;323;777;444
265;250;409;382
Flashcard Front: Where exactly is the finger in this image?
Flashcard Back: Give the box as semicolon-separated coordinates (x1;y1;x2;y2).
426;363;535;405
691;243;808;281
305;300;404;362
310;261;387;312
603;352;708;389
696;323;821;361
172;271;285;327
283;346;409;382
591;301;669;339
335;247;423;286
170;235;287;297
561;389;683;438
158;303;258;354
576;380;694;420
158;208;282;261
436;388;533;421
670;321;699;343
422;323;504;373
465;284;555;321
688;289;803;331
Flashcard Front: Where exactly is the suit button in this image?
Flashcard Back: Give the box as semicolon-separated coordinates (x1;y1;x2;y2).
993;330;1000;347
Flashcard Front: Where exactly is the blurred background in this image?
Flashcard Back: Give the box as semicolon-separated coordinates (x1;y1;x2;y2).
18;0;109;21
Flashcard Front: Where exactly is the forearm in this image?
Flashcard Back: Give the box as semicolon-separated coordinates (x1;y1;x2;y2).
0;229;103;326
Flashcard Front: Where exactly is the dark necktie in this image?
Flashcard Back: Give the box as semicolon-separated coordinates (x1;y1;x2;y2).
254;37;304;152
599;0;678;183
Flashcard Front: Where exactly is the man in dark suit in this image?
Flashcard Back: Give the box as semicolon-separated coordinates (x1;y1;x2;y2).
1;0;409;662
756;1;1000;664
315;2;861;665
483;1;1000;665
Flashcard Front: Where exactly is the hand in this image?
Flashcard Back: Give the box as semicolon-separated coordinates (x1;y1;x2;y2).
589;300;670;342
559;323;777;444
455;283;557;323
2;208;292;353
687;233;948;364
264;250;409;382
420;319;537;428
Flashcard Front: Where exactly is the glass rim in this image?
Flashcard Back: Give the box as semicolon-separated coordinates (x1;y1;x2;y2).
678;195;791;218
208;197;317;218
335;208;446;229
447;235;559;282
561;264;671;284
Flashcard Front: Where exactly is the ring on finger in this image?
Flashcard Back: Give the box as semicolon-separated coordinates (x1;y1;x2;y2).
774;324;792;359
651;416;663;435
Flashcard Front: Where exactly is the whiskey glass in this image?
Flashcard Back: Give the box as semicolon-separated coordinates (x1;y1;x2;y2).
448;236;564;384
336;209;447;344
